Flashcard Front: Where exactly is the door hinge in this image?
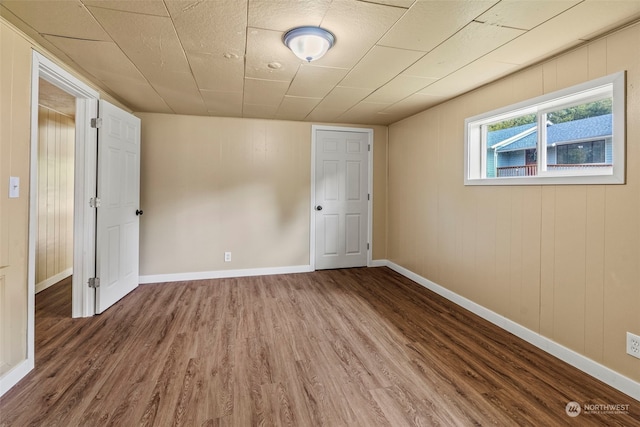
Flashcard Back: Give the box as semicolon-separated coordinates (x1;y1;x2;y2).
368;144;371;152
368;193;370;201
90;117;103;128
367;243;370;250
89;197;101;208
88;277;100;288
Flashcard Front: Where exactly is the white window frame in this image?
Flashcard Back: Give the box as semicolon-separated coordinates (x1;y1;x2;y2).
465;71;626;185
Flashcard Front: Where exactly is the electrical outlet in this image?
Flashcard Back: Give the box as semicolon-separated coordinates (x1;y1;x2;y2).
627;332;640;359
224;252;232;262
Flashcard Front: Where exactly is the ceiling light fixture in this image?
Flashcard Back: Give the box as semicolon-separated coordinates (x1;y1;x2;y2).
283;26;335;62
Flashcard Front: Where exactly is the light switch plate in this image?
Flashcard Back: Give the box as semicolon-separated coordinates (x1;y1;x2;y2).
9;177;19;198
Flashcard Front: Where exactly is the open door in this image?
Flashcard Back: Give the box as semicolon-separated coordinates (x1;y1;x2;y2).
94;100;141;314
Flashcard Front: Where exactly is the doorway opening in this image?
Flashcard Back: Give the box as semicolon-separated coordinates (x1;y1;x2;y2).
35;78;76;309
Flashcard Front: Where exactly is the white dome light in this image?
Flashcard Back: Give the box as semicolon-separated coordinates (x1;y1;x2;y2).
283;26;335;62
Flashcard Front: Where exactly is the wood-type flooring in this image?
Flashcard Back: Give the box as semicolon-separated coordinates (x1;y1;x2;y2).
1;268;638;426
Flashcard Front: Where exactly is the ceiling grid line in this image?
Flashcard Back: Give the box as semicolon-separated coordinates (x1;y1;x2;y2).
4;0;638;125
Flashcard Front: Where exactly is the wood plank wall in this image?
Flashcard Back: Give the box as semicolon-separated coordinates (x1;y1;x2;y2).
36;105;74;292
387;23;640;382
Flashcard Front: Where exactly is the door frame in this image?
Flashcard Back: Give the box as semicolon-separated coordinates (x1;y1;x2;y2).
28;51;99;328
310;125;373;270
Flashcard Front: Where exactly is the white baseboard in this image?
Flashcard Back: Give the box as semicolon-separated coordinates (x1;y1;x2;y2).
139;264;314;285
35;268;72;294
0;359;34;397
369;259;388;267
376;260;640;402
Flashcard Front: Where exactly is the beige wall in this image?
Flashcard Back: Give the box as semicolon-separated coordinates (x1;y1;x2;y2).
36;106;74;290
0;17;129;379
387;23;640;382
137;113;388;276
0;18;31;376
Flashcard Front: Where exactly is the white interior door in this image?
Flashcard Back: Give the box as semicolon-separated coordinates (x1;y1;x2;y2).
95;100;141;314
315;129;369;270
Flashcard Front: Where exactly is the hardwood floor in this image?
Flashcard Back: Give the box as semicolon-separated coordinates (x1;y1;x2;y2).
1;267;638;426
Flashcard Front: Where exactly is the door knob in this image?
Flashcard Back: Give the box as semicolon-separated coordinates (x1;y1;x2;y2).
315;205;323;211
136;209;144;216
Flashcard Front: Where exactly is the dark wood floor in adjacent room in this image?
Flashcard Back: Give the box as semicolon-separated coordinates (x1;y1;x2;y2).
1;268;638;426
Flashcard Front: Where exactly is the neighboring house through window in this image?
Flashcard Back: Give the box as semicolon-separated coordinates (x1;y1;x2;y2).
465;72;625;185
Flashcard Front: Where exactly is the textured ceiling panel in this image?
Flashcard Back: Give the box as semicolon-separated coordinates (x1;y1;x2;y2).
83;0;169;16
317;0;406;69
98;79;173;113
382;93;447;118
418;59;519;98
165;0;246;55
476;0;581;30
2;0;110;40
87;5;206;114
379;0;498;52
338;101;391;125
287;65;349;98
248;0;331;31
3;0;637;124
365;75;438;104
243;78;290;107
201;90;243;117
245;28;302;81
484;0;640;67
404;21;524;79
313;86;372;114
363;0;416;8
339;46;424;89
42;35;146;84
276;96;323;121
187;52;244;93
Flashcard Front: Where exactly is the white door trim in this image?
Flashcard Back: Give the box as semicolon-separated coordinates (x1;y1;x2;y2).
4;51;99;397
310;125;373;270
31;52;99;321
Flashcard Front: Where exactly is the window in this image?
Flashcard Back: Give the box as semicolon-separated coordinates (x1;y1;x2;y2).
465;72;625;185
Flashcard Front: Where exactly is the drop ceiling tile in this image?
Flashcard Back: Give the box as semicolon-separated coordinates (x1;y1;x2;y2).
313;86;373;113
316;1;406;69
276;96;323;120
484;1;640;67
248;0;331;31
339;46;424;89
82;0;169;16
365;75;437;103
404;21;524;79
165;0;246;55
201;90;243;117
243;78;290;107
476;0;580;30
246;28;302;81
2;0;110;40
379;0;498;52
188;52;244;93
